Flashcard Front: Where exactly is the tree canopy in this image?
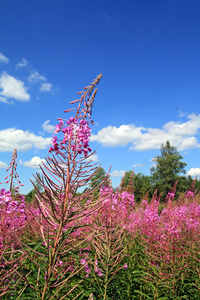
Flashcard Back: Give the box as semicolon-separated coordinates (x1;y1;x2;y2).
120;171;152;202
150;140;187;199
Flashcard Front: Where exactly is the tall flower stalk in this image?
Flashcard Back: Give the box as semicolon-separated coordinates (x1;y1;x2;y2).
0;149;24;232
26;74;103;299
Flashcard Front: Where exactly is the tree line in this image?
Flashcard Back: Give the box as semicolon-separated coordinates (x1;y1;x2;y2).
26;141;200;203
89;140;200;202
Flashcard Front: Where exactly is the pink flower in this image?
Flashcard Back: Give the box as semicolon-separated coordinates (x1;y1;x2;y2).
0;188;12;203
81;258;87;265
123;263;128;269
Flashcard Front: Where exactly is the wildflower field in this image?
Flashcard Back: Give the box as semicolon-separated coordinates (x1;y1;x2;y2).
1;75;200;299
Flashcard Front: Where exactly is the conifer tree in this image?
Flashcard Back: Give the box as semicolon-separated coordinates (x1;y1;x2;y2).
150;140;187;199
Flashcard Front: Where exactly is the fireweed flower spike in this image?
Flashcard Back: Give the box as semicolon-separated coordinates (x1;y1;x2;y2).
49;112;93;157
28;74;104;299
2;149;24;192
0;149;25;234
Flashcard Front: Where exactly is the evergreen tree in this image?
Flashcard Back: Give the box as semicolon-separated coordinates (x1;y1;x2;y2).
150;140;187;199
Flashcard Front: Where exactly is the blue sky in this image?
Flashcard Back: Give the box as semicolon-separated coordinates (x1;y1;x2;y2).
0;0;200;194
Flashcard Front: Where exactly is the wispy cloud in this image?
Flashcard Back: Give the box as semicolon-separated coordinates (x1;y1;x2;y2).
0;52;9;64
111;170;125;177
85;153;99;162
91;114;200;151
132;163;145;167
42;120;55;133
40;82;52;92
28;71;46;84
19;156;45;169
0;128;51;152
178;110;186;118
28;71;52;92
0;161;8;169
0;96;14;104
16;57;28;68
0;72;30;101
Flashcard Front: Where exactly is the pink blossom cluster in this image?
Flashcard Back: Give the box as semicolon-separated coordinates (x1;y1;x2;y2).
125;194;200;266
0;191;26;228
185;190;194;198
49;117;92;156
166;191;175;200
99;186;135;212
160;201;200;238
0;189;26;248
80;257;91;277
0;188;12;204
79;248;103;277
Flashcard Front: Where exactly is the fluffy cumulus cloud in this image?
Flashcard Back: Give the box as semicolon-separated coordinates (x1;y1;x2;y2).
91;114;200;151
40;82;52;92
0;128;51;152
91;124;143;147
19;156;45;169
0;161;8;169
111;170;125;177
42;120;55;133
16;57;28;68
187;168;200;178
0;52;9;63
0;72;30;101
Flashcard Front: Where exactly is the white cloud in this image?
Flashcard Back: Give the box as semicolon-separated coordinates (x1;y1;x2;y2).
90;153;99;161
42;120;55;133
91;114;200;151
178;111;186;118
85;153;99;162
0;128;51;152
132;163;144;167
40;82;52;92
187;168;200;178
0;52;9;63
28;71;53;92
163;114;200;136
91;124;143;147
0;96;13;104
19;156;45;169
111;170;125;177
0;161;8;169
16;57;28;68
28;71;46;84
0;72;30;101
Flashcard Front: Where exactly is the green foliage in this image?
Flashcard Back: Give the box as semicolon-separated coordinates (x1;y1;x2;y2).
25;179;43;203
120;171;152;201
25;188;36;203
90;167;108;196
150;141;187;200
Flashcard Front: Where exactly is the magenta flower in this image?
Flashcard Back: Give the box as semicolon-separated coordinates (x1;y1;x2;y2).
123;263;128;269
0;188;12;203
81;258;87;265
95;267;103;276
